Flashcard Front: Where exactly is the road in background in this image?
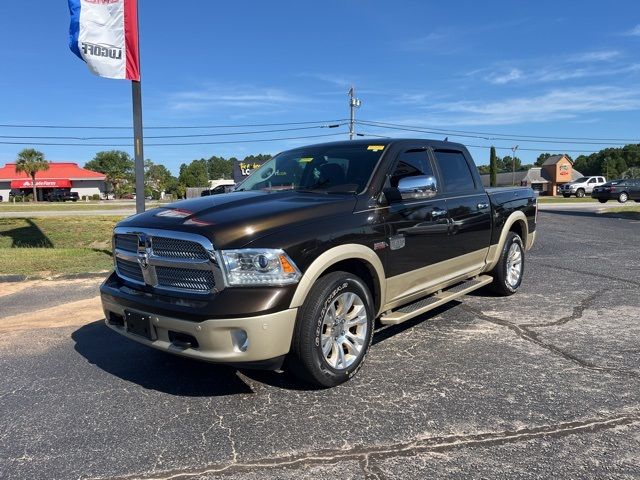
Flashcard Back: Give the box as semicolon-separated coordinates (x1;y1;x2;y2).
1;211;639;479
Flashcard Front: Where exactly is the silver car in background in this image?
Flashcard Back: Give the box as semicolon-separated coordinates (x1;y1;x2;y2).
559;176;606;198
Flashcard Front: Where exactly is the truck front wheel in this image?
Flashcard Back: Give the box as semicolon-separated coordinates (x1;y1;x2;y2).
576;189;585;198
489;232;525;296
287;271;374;387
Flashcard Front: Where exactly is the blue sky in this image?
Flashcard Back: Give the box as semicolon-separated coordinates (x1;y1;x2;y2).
1;0;639;174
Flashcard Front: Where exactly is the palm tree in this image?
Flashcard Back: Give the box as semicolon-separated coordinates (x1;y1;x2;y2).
15;148;49;202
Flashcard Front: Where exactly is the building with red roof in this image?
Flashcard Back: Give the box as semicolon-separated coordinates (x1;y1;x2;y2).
0;162;106;201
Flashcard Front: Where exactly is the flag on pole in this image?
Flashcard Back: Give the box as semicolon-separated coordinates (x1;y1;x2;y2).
68;0;140;81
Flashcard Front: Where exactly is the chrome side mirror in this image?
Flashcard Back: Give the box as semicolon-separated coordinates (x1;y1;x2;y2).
397;175;438;200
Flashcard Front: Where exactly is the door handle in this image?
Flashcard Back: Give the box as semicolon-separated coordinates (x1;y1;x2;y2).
477;202;489;209
431;208;448;219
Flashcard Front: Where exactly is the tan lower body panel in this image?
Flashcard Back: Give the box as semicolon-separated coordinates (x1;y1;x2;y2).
383;249;488;311
102;297;297;363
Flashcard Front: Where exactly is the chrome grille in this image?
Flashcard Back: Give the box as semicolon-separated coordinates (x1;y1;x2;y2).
155;266;215;291
113;228;220;294
151;237;209;260
115;257;144;283
114;234;139;253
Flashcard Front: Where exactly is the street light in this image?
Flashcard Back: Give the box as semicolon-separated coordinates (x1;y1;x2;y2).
511;145;519;186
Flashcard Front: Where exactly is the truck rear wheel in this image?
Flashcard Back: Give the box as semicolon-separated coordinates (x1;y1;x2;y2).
287;271;374;387
489;232;524;296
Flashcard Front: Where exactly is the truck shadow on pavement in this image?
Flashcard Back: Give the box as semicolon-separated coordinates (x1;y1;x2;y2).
72;320;256;396
72;304;461;395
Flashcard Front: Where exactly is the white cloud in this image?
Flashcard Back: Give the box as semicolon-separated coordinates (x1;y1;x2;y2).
624;24;640;36
425;86;640;125
486;68;523;85
296;72;353;88
569;50;621;62
168;84;306;112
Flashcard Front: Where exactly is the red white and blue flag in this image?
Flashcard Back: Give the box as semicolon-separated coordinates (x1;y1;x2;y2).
68;0;140;81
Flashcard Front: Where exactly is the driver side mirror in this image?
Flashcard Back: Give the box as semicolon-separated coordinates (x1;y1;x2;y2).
397;175;438;201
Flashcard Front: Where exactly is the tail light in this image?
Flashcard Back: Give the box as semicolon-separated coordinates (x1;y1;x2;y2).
611;187;617;192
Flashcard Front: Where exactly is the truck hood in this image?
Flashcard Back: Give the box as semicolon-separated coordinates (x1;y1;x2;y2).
117;190;357;249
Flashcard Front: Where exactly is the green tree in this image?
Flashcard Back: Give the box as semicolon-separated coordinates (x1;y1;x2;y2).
145;160;174;195
178;159;209;187
502;155;523;172
85;150;134;198
489;146;497;186
15;148;49;202
535;153;552;166
603;156;628;180
207;156;233;179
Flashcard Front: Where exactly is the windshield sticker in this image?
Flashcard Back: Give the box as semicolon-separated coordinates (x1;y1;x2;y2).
367;145;385;151
299;157;314;163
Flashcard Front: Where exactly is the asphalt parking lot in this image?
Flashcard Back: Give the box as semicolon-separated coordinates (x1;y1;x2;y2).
1;209;639;479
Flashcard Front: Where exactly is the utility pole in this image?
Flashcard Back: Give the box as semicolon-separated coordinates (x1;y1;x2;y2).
511;145;519;186
348;86;361;140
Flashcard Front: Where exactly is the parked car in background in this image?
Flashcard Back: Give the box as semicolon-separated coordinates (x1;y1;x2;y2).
46;190;79;202
558;176;606;198
591;179;640;203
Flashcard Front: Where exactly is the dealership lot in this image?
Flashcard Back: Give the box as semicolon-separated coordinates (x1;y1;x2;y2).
1;210;639;479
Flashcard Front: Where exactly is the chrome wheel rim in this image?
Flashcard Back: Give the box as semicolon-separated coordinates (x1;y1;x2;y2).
506;243;523;288
320;291;368;370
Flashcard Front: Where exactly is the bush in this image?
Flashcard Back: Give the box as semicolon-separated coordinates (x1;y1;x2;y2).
13;195;23;203
81;195;88;201
91;194;100;201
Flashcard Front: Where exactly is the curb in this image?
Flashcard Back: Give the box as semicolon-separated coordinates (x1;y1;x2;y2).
0;271;110;283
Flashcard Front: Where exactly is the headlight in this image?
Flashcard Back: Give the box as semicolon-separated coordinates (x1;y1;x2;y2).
220;249;301;286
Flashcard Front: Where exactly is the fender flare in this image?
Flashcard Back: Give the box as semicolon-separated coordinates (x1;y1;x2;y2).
289;244;386;316
485;210;529;271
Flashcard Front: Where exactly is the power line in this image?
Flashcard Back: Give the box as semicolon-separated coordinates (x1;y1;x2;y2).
358;119;640;143
0;123;347;141
356;120;638;146
0;119;349;130
0;132;346;147
464;143;601;154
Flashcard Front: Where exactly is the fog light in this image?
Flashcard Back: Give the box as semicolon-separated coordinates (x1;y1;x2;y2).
231;329;249;352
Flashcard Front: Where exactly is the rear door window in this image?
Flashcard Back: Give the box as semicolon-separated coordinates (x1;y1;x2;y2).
432;150;477;194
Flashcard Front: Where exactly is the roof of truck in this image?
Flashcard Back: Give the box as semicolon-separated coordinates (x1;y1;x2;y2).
287;138;468;151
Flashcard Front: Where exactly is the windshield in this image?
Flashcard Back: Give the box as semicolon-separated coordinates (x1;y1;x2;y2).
573;177;589;183
235;144;386;193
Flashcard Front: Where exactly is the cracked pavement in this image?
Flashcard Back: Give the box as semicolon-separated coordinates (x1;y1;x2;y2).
0;210;639;479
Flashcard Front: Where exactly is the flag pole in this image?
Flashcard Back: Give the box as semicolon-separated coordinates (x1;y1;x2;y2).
131;0;144;214
132;79;144;213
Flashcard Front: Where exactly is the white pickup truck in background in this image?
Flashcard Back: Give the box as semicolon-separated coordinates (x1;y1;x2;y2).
558;176;607;198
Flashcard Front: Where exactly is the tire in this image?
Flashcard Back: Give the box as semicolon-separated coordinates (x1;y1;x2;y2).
287;271;374;387
562;194;570;198
618;192;629;203
598;199;608;204
576;189;585;198
489;232;525;296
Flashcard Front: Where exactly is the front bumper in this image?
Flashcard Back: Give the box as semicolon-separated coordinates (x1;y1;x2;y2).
101;295;298;366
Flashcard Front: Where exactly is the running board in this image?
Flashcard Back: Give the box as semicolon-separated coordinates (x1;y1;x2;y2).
379;275;493;325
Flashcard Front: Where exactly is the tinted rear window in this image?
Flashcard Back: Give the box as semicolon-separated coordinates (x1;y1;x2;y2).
433;150;477;193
